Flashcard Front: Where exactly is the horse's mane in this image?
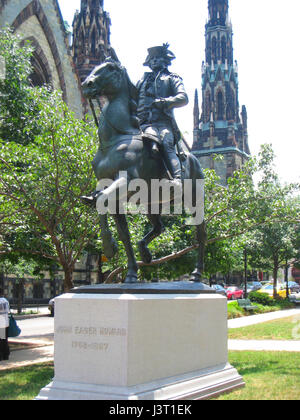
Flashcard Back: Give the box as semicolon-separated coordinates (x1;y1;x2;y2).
123;69;140;129
105;57;140;130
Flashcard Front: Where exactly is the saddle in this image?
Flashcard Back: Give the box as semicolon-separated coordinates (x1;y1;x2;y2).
141;132;187;162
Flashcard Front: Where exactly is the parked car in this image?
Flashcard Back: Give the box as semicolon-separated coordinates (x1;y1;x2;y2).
211;284;227;296
288;282;300;294
289;292;300;304
246;281;262;292
257;284;287;298
226;287;244;300
48;298;55;317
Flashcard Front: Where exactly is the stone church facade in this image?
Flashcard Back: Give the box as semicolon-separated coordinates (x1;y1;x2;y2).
192;0;250;185
0;0;112;117
0;0;112;304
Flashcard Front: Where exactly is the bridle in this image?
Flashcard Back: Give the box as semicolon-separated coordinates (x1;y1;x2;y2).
88;68;141;137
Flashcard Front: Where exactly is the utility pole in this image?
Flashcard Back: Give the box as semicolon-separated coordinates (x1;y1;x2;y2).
285;260;289;299
244;249;248;298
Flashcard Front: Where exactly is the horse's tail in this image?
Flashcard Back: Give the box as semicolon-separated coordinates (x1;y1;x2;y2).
185;152;205;181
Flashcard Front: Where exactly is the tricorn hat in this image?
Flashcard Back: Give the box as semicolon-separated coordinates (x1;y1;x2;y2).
143;43;176;67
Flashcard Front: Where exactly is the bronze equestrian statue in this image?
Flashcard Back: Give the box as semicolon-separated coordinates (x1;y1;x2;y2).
81;45;206;285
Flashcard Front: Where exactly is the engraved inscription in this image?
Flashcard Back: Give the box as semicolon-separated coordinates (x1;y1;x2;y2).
72;341;109;352
74;327;97;336
99;328;127;337
56;325;126;353
56;326;73;334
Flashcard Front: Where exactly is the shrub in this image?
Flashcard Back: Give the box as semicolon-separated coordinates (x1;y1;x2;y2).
227;300;244;319
248;291;275;306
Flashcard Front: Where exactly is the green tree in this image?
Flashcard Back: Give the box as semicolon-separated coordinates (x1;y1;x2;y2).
0;90;99;291
247;222;299;297
0;28;45;145
102;145;299;282
0;29;102;292
0;258;42;313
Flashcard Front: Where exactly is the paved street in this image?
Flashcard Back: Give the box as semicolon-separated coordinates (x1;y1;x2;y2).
12;316;54;344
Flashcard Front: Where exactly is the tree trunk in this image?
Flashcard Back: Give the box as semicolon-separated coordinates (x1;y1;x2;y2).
0;271;4;293
63;267;74;293
97;252;105;284
273;261;279;299
17;279;24;315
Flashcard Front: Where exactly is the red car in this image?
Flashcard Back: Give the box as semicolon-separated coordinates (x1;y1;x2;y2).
226;287;244;300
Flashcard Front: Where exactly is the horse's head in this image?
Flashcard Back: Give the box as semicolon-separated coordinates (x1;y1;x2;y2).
82;60;124;99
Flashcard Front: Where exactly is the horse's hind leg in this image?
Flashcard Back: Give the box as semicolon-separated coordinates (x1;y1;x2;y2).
138;214;165;264
113;213;138;284
191;221;207;282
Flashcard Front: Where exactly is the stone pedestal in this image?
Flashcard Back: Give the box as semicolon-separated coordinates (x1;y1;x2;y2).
37;283;244;400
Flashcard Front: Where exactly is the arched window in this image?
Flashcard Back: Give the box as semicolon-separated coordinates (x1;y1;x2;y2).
217;91;224;120
91;28;96;56
204;91;211;123
212;37;217;63
30;53;49;86
80;30;85;55
221;36;227;63
226;88;235;121
206;40;211;64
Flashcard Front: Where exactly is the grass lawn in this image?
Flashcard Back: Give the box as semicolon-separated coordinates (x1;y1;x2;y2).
1;351;300;400
228;316;300;340
0;363;54;400
216;351;300;400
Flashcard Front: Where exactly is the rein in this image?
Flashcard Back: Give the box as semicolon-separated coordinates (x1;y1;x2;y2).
91;97;140;137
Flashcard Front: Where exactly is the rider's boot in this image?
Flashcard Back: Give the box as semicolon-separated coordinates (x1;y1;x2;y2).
164;151;182;187
80;190;101;207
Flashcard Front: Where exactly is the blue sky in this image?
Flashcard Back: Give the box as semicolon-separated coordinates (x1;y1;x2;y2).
59;0;300;184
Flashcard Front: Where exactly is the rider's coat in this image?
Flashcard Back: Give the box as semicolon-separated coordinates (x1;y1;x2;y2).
136;69;188;138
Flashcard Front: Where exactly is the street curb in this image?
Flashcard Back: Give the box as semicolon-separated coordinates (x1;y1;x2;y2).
12;313;50;321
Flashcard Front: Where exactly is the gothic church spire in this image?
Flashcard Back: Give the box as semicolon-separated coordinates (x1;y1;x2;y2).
192;0;250;185
72;0;111;83
208;0;229;27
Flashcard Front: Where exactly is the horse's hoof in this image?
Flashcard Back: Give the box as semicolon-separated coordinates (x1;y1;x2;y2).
124;274;138;284
191;269;202;283
138;241;152;264
103;235;118;259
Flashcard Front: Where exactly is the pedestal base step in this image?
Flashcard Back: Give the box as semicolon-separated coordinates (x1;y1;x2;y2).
37;363;244;400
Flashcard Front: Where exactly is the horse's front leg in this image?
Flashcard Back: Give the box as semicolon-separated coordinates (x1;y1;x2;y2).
113;214;138;284
96;174;129;260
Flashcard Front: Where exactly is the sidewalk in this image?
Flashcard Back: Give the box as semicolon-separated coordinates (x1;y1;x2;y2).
228;308;300;329
0;343;54;371
228;339;300;352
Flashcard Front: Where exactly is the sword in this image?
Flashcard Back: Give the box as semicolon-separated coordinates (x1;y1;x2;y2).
89;99;99;127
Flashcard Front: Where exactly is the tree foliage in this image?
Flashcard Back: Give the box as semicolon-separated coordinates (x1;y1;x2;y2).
0;28;46;145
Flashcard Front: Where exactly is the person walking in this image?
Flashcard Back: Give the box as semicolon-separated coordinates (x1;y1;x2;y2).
0;289;10;361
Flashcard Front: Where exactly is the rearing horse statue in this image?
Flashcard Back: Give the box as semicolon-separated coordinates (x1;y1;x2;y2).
82;59;207;284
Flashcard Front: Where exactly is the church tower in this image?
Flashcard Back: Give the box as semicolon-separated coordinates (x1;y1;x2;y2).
72;0;111;84
192;0;250;185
